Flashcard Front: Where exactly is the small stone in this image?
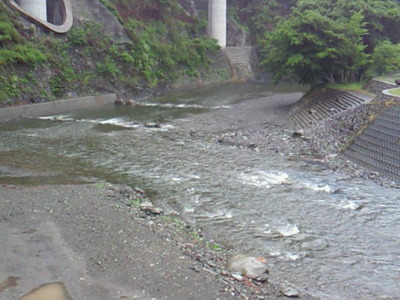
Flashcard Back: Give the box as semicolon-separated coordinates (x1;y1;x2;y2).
125;100;137;106
280;287;300;298
144;122;161;128
292;130;304;138
231;273;244;281
226;255;268;279
139;201;164;215
254;273;269;282
114;98;125;106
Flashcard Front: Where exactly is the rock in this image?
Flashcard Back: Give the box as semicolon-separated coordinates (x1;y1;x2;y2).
114;98;125;106
231;273;244;281
125;100;137;106
134;187;146;195
395;79;400;85
301;238;328;251
280;287;300;298
292;130;304;138
144;122;161;128
254;273;269;283
226;255;269;279
139;201;164;215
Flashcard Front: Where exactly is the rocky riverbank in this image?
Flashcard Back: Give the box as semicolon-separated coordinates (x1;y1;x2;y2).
0;182;317;300
184;88;399;189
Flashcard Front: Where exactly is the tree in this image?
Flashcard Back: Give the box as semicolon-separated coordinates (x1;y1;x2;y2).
261;7;370;86
260;0;400;86
371;41;400;75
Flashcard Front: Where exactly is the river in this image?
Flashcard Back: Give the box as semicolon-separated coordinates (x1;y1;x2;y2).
0;83;399;299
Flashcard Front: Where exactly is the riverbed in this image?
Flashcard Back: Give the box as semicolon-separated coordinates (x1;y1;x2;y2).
1;83;399;299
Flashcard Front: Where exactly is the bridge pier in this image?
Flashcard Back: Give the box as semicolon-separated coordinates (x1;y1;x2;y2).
208;0;226;48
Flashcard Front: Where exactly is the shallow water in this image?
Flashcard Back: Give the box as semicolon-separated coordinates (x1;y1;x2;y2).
1;83;399;299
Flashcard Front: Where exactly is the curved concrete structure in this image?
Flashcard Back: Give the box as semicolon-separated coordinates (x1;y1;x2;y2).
7;0;73;33
18;0;47;21
208;0;226;48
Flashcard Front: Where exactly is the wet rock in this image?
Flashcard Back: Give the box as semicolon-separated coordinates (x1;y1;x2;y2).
134;187;146;195
226;255;269;279
280;286;300;298
301;238;328;251
114;98;125;106
125;100;137;106
139;201;164;215
144;122;161;128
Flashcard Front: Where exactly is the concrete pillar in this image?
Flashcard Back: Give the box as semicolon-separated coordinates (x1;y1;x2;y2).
19;0;47;22
208;0;226;48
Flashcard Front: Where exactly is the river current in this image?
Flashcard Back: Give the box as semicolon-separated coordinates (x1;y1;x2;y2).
0;83;399;299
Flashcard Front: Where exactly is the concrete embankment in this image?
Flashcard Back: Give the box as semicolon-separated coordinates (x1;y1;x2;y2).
289;79;400;184
0;94;116;121
343;79;400;183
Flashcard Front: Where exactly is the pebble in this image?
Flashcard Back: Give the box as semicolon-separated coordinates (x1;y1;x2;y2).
280;287;300;298
139;201;164;215
231;273;244;281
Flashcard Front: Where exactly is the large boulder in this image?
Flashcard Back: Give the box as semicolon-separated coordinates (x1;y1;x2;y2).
226;255;269;280
69;0;129;43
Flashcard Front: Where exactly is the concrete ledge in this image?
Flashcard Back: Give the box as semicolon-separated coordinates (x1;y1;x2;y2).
382;88;400;98
0;94;116;121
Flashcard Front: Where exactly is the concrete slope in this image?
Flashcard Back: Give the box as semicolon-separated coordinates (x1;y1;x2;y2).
344;105;400;183
289;89;373;128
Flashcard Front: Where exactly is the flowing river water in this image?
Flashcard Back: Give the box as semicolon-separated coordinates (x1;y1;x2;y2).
0;83;399;299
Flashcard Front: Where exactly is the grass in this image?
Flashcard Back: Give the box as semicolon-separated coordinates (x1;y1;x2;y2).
387;88;400;96
327;82;366;92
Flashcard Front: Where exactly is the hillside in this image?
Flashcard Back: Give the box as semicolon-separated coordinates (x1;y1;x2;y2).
0;0;228;106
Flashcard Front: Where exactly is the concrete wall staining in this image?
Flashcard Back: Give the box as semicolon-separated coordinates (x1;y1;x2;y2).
18;0;47;22
208;0;227;48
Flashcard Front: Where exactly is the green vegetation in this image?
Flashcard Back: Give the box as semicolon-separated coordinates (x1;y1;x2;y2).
162;215;204;243
327;82;366;92
0;7;46;67
0;0;220;105
371;41;400;75
257;0;400;87
4;0;400;104
388;88;400;96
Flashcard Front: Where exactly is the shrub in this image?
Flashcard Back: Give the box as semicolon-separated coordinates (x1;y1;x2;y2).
370;40;400;75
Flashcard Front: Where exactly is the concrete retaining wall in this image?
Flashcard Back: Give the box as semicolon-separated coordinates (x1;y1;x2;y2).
344;104;400;183
0;94;116;121
224;46;258;81
343;79;400;183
